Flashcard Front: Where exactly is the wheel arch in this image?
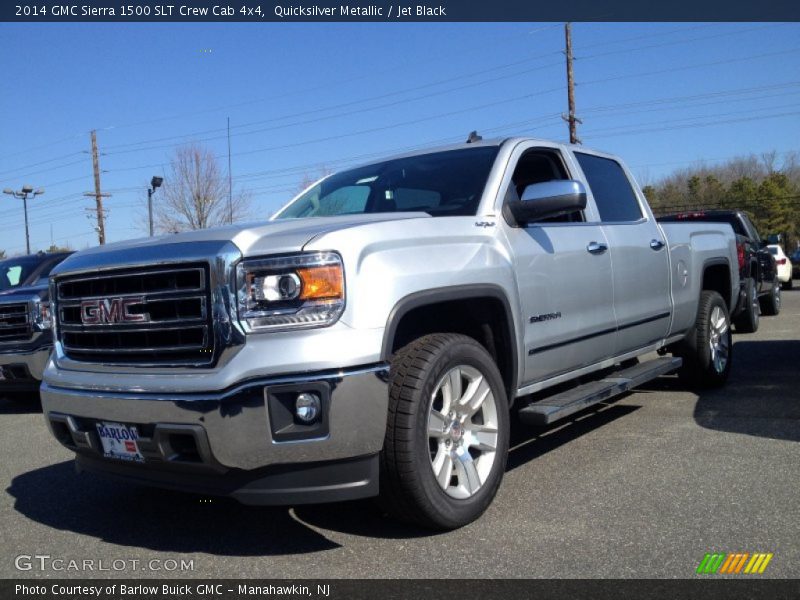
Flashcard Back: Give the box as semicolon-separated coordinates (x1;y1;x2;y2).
701;258;734;311
381;285;519;405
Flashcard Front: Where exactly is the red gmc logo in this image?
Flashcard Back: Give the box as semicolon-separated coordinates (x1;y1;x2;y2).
80;297;149;325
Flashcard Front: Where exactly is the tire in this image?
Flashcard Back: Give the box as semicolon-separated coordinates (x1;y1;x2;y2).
733;278;759;333
782;278;793;290
760;283;781;316
380;333;510;530
675;290;732;389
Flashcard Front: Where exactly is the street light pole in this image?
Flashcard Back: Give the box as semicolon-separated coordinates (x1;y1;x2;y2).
147;176;163;237
3;185;44;255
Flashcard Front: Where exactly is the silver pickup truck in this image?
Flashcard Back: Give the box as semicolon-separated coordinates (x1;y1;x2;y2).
42;137;739;529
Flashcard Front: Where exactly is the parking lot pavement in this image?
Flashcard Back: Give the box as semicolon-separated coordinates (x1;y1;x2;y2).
2;288;798;579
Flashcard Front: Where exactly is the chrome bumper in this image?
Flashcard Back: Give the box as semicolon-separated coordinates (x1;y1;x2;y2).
0;343;52;387
41;363;389;471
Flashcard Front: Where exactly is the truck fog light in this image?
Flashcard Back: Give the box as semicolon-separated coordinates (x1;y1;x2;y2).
295;393;321;423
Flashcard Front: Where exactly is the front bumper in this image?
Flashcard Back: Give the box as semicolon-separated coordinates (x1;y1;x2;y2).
0;343;52;391
41;363;389;504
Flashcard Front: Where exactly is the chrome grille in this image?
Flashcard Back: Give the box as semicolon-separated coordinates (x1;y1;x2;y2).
56;265;213;366
0;303;31;342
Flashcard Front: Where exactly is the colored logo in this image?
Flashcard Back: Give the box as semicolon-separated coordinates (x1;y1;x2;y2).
80;296;148;325
696;552;773;575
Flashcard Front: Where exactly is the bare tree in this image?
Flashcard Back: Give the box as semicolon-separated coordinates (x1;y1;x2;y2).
296;167;333;194
152;143;250;233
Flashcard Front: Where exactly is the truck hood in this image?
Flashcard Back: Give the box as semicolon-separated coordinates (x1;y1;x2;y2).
0;282;48;302
51;213;429;276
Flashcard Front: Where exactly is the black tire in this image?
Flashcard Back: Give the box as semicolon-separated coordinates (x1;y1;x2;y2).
675;291;732;389
380;333;510;530
782;278;793;291
760;283;781;316
733;278;759;333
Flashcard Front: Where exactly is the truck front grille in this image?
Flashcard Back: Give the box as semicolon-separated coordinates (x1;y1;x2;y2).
0;303;31;342
56;265;213;366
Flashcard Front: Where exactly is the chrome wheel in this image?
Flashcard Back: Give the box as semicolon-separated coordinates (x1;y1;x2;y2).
428;365;499;499
774;285;781;310
708;306;730;374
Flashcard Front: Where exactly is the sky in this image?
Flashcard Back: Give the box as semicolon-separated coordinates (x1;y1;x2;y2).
1;22;799;255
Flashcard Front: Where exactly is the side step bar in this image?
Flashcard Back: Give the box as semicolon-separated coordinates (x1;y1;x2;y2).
517;356;682;426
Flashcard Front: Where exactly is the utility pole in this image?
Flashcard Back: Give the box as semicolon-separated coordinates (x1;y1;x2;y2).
84;130;110;245
563;22;582;145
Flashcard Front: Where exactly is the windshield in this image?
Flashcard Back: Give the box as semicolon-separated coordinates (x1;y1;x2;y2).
274;147;500;219
0;255;65;292
0;257;41;292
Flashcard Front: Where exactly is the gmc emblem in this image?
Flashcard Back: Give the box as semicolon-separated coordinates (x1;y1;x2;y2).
80;297;149;325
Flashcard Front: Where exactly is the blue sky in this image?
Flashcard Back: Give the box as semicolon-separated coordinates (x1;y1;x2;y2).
1;22;799;254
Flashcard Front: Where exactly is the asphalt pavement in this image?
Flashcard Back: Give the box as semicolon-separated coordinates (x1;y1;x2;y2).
2;286;798;579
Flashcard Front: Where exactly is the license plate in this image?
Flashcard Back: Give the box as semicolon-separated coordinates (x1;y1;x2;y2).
95;421;144;462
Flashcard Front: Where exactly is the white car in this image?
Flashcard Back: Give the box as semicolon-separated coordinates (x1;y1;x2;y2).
768;244;793;290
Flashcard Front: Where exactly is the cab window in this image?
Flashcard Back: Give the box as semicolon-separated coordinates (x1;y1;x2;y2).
506;150;584;223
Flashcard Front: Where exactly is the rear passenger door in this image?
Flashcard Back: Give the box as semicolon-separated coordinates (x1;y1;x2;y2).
573;152;671;356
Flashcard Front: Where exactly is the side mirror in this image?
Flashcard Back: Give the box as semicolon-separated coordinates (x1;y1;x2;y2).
505;180;587;227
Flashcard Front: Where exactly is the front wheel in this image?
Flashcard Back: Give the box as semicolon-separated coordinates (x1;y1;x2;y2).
380;333;509;530
676;290;733;389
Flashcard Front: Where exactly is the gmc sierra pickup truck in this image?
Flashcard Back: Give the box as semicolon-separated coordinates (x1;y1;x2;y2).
0;252;71;400
42;138;740;529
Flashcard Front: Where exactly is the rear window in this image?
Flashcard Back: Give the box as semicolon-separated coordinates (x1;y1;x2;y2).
574;153;643;222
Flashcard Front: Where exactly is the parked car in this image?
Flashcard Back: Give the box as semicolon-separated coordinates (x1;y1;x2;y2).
768;244;793;290
659;209;780;333
0;252;72;401
41;138;739;529
791;249;800;280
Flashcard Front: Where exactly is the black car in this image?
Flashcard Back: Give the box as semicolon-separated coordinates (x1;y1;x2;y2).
659;210;780;333
791;249;800;281
0;252;72;400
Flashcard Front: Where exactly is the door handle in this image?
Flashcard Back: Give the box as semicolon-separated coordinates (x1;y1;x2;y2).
650;239;665;251
586;241;608;255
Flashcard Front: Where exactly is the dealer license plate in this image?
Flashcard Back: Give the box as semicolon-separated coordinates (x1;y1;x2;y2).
95;421;144;462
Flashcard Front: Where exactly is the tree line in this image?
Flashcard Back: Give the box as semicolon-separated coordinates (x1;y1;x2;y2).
642;151;800;251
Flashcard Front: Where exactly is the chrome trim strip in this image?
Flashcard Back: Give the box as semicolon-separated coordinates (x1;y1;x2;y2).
41;362;390;402
56;267;205;299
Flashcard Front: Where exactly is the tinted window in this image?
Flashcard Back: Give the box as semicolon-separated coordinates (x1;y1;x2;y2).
276;147;499;219
741;214;761;242
575;153;643;222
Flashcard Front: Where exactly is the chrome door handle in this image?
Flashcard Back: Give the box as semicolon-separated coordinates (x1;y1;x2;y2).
586;241;608;255
650;239;665;251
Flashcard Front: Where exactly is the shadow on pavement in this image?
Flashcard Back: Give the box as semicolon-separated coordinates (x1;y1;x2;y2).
640;340;800;442
506;401;639;472
0;394;41;414
7;461;341;556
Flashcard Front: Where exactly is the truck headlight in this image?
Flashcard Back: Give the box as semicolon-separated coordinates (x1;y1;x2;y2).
32;299;52;330
236;252;345;332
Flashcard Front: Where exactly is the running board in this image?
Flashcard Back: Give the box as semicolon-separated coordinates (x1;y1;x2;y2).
517;356;682;426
